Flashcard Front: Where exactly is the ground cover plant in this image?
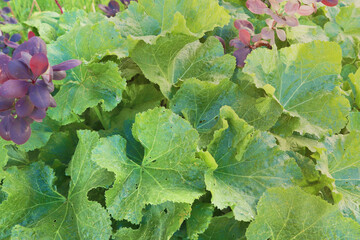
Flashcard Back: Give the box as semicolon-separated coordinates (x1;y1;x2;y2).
0;0;359;239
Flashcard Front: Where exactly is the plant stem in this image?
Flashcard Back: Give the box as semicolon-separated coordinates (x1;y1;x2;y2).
34;0;41;12
6;2;16;19
94;106;107;129
28;1;35;19
54;0;63;14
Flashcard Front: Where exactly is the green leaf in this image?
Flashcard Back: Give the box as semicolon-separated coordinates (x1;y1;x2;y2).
0;139;8;179
24;11;60;43
186;202;214;240
244;41;350;136
47;19;128;65
4;145;30;168
113;202;191;240
92;107;205;223
336;4;360;35
105;81;164;130
324;4;360;62
286;23;329;44
170;78;282;135
114;0;230;43
56;10;106;37
18;117;60;152
349;67;360;108
198;213;248;240
48;61;126;125
316;132;360;223
204;106;302;221
131;36;235;98
348;112;360;132
0;130;114;239
246;187;360;240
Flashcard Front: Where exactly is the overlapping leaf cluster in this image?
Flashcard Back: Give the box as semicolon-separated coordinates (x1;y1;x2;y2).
0;0;360;239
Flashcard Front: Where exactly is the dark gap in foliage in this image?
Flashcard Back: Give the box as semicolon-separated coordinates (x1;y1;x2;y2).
87;187;107;208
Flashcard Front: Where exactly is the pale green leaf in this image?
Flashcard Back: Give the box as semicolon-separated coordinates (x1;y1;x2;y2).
186;202;214;240
0;130;113;239
113;202;191;240
91;107;205;223
114;0;230;43
131;36;235;98
204;106;302;221
348;112;360;132
170;78;282;135
246;187;360;240
48;61;126;125
47;19;128;66
316;132;360;223
244;41;350;136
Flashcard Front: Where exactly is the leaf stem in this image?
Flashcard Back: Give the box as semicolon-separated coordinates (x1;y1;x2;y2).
34;0;41;12
94;106;107;129
6;2;16;19
54;0;63;14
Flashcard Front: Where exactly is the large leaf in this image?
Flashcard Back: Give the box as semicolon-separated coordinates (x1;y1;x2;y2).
186;202;214;240
113;202;191;240
114;0;230;43
47;19;127;66
48;61;126;124
204;106;302;221
316;132;360;223
91;107;205;223
246;187;360;240
131;36;235;98
170;78;282;134
198;213;248;240
243;41;350;136
0;130;114;239
324;4;360;61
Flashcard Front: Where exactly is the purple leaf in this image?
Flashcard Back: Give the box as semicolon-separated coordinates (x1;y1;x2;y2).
297;5;315;16
109;0;120;10
15;96;34;117
0;96;13;111
8;60;33;79
233;47;252;67
30;107;46;122
261;27;275;45
230;39;246;49
30;53;49;77
246;0;269;14
13;37;47;58
10;117;31;145
49;95;57;108
0;115;11;141
276;28;286;41
0;80;30;98
10;33;21;42
52;59;82;71
284;0;300;15
0;54;11;84
234;19;254;32
53;70;66;80
28;82;51;109
321;0;338;7
284;16;299;27
239;29;251;46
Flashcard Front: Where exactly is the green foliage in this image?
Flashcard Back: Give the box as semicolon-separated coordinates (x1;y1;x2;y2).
0;1;359;239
